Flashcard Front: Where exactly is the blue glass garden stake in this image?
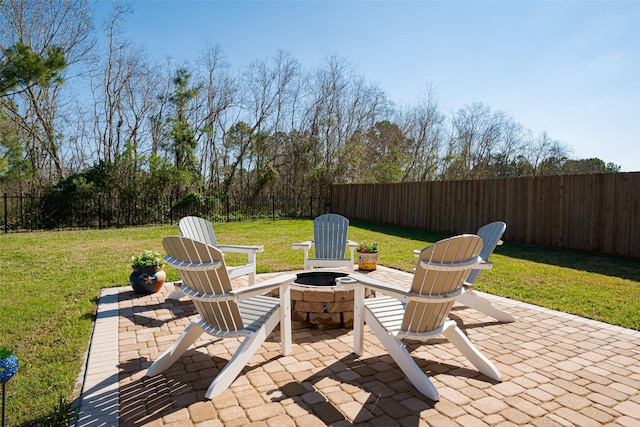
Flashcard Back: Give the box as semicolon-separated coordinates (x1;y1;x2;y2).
0;351;18;427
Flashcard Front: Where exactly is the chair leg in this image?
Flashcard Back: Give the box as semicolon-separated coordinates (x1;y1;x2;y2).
442;320;503;382
349;248;355;271
146;320;204;376
303;248;311;270
353;286;365;357
457;291;515;322
247;254;257;286
205;308;281;398
365;310;440;400
279;285;292;356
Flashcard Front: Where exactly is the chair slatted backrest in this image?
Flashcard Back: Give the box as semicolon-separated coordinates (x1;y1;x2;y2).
466;222;506;285
179;216;218;248
163;236;244;332
313;214;349;259
403;235;483;333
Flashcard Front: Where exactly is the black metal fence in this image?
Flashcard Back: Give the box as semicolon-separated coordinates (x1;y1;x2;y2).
1;193;329;233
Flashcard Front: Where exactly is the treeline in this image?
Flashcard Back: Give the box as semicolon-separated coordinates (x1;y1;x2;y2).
0;1;620;205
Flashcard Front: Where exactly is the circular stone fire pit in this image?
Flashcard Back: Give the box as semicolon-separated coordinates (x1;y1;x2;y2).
271;271;375;330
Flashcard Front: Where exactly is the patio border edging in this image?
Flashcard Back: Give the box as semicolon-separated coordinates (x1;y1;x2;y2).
75;286;123;427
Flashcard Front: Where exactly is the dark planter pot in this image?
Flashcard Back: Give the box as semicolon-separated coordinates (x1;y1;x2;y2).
0;355;18;383
130;267;166;294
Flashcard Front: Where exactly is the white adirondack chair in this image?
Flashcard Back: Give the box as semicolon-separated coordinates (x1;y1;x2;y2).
146;236;294;399
292;213;358;271
349;234;503;401
179;216;263;285
456;221;515;322
412;222;514;322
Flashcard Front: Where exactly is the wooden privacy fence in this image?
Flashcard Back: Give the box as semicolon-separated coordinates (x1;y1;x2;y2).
330;172;640;259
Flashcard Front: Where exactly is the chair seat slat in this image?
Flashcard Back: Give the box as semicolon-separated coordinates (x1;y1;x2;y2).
365;296;406;333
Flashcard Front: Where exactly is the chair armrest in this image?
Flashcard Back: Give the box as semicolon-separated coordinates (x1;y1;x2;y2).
343;273;410;302
218;244;264;254
346;240;358;265
292;241;313;250
178;274;296;301
231;273;297;300
473;261;493;270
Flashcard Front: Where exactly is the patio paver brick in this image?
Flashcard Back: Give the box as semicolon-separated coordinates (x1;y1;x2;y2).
77;267;640;426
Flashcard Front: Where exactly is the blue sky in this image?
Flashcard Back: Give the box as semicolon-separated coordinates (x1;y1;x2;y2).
96;0;640;172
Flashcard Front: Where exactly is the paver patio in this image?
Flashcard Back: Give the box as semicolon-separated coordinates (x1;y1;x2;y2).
76;267;640;426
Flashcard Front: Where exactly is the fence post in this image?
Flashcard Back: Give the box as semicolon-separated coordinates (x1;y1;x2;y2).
3;193;7;234
226;195;230;222
272;195;275;220
169;196;174;225
98;195;102;229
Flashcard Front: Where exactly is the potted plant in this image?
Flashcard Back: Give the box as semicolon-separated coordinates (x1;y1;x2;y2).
0;346;18;383
356;241;379;271
130;250;166;294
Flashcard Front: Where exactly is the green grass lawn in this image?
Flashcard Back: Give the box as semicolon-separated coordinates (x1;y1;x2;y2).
1;219;639;425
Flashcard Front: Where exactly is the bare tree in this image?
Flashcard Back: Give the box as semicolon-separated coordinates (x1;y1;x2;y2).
195;43;236;190
268;62;308;197
221;50;300;196
397;85;446;181
304;54;390;193
444;103;513;180
530;131;570;176
89;1;143;163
